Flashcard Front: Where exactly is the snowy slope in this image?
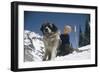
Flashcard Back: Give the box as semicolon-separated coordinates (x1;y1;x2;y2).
55;45;91;61
24;30;45;62
24;30;91;62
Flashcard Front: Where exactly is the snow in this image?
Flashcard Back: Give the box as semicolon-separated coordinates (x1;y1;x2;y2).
78;45;90;50
24;30;91;62
24;30;45;62
55;45;91;61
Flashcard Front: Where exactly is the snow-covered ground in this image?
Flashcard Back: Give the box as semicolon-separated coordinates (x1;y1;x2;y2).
55;45;91;61
24;30;91;62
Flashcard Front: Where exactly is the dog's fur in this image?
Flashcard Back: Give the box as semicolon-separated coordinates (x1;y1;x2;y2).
40;22;60;61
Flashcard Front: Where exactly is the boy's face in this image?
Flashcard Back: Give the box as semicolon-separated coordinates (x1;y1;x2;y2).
63;26;71;34
64;27;68;34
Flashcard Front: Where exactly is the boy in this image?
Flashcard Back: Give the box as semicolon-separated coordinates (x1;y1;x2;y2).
57;25;73;56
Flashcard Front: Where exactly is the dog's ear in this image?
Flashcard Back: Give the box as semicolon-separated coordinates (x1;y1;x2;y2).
40;25;43;32
52;24;58;32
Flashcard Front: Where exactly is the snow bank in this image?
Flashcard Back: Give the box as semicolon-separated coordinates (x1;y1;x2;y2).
55;45;91;61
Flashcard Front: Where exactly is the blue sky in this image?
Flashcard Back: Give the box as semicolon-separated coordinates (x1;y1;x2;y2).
24;11;90;48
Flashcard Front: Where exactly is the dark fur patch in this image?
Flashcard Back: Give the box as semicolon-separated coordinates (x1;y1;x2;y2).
40;22;58;34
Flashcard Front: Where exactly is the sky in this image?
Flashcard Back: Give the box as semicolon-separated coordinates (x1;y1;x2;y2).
24;11;90;48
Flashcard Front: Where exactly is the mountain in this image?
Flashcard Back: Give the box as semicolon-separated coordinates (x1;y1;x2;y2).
24;30;45;62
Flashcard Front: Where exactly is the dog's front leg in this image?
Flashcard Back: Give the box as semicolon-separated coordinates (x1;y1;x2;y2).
51;48;57;60
43;48;48;61
43;51;47;61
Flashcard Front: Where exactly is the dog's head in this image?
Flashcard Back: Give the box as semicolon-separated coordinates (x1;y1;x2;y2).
40;22;58;35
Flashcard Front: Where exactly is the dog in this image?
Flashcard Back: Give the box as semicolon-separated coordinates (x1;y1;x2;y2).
40;22;61;61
